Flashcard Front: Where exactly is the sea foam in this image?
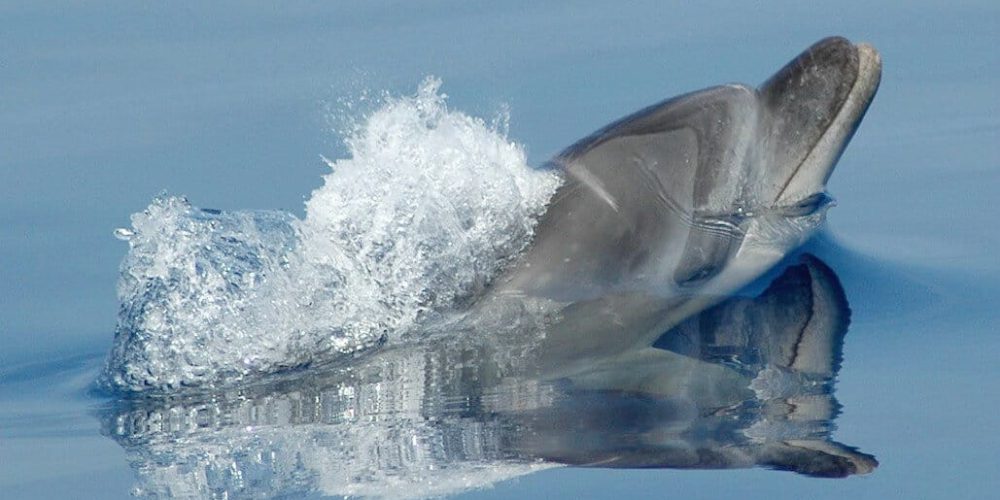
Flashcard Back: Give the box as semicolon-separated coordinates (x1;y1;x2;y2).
102;78;562;393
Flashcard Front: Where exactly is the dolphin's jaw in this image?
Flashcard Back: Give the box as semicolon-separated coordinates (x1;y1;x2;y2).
723;39;881;292
773;41;882;205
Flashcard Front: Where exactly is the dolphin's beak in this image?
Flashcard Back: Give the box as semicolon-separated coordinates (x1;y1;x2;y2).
757;37;882;205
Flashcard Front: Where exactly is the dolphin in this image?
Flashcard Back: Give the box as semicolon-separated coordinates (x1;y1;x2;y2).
484;36;881;365
100;38;883;497
101;37;880;395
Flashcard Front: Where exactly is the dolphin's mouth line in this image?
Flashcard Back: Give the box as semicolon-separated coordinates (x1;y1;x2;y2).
773;110;851;204
729;192;836;220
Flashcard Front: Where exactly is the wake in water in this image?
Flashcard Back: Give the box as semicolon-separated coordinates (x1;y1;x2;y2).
102;78;562;393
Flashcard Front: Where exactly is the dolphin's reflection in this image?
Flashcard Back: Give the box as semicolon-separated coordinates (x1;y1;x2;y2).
102;255;875;498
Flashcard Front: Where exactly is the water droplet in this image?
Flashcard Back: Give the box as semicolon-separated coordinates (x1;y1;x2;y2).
114;228;135;241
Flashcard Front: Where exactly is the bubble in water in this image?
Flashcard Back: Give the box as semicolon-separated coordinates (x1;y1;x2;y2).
102;78;563;393
113;228;135;241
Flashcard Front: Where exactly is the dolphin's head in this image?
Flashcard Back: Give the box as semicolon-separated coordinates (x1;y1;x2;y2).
499;37;881;305
756;37;882;206
669;39;883;305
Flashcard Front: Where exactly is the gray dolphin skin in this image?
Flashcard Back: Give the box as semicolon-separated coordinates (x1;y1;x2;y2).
488;36;881;364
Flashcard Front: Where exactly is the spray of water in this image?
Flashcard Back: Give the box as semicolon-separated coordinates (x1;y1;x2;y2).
102;78;563;393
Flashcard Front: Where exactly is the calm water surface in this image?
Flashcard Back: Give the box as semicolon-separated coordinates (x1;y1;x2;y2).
2;1;998;498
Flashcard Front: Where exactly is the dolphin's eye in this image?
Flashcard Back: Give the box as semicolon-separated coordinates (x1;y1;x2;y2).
672;221;739;288
673;239;728;287
674;265;719;287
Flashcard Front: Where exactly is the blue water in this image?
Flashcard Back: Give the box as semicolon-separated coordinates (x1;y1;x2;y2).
2;1;998;498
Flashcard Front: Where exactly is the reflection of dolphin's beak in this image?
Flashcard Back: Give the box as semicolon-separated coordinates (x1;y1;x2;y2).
759;37;882;204
656;254;851;377
520;255;877;478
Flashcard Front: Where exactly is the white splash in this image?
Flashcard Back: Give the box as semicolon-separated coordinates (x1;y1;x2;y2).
102;78;563;393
